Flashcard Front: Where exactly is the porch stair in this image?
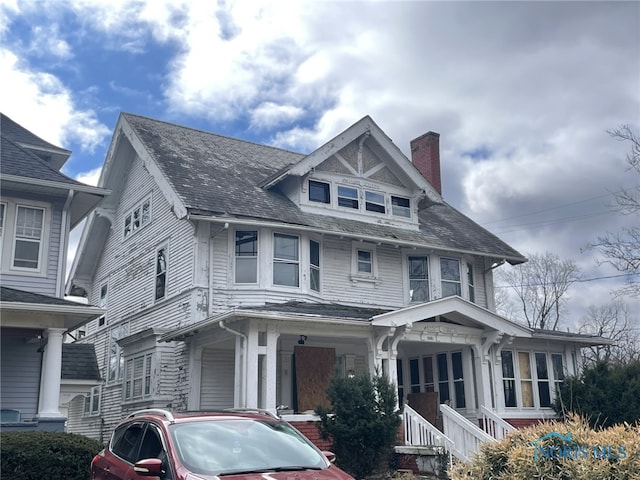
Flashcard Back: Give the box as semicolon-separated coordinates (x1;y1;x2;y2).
480;405;516;440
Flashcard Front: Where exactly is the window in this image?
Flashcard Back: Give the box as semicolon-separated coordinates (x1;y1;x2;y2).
97;282;108;328
235;230;258;284
452;351;465;408
0;203;5;254
437;353;450;404
408;256;429;302
391;196;411;218
396;359;404;405
124;353;153;401
440;258;461;297
552;353;564;396
308;180;330;204
337;186;359;209
155;246;167;301
409;358;420;394
83;386;101;416
13;206;44;270
108;323;129;383
357;249;372;274
535;353;551;407
123;197;151;238
423;356;434;392
310;240;320;292
273;233;299;287
467;262;475;302
501;350;517;407
365;190;385;213
518;352;534;407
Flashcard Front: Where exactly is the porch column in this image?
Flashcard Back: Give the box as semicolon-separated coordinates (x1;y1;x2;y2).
38;328;66;418
471;343;493;409
262;326;279;410
245;328;259;408
188;345;203;410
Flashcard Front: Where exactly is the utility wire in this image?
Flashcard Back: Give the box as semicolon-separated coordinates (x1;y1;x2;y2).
494;272;639;288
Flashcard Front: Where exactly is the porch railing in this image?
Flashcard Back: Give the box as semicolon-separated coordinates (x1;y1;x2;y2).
480;405;516;440
402;405;454;467
440;404;495;462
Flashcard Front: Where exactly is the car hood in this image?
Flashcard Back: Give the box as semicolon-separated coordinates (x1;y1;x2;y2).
192;466;353;480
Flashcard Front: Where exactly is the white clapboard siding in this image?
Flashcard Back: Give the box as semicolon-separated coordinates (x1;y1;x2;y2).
199;347;235;410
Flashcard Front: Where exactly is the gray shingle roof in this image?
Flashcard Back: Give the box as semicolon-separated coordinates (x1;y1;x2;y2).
0;113;70;154
241;301;391;320
123;113;525;263
0;286;89;307
61;343;102;380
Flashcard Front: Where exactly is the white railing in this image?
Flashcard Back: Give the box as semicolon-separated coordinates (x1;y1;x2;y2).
402;405;454;467
440;404;495;462
480;405;516;440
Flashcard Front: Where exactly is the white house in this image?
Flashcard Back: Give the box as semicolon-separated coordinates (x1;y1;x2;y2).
65;113;607;451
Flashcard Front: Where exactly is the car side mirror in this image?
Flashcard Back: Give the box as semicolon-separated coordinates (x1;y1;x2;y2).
322;451;336;463
133;458;164;476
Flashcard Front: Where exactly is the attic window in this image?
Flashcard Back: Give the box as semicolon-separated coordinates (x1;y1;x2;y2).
365;191;385;213
338;186;359;209
309;180;330;204
391;196;411;218
124;197;151;238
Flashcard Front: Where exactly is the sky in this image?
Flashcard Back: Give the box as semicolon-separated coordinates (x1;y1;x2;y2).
1;0;639;329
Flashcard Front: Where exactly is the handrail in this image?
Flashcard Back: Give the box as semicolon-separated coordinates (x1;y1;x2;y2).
480;405;515;440
402;405;453;468
440;404;494;462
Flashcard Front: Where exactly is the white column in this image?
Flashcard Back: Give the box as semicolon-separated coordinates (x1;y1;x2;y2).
38;328;66;418
245;328;259;408
264;327;279;411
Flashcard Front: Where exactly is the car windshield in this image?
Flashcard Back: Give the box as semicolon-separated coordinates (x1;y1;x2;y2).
170;418;329;475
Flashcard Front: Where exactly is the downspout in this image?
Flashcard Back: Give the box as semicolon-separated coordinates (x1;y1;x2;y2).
56;190;74;297
219;320;248;407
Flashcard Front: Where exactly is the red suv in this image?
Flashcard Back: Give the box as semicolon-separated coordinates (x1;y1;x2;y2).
91;408;354;480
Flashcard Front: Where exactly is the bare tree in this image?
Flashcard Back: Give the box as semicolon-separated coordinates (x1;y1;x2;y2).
588;125;640;297
579;299;640;365
495;251;582;330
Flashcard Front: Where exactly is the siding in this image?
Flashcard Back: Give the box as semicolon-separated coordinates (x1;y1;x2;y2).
0;335;42;419
199;347;235;409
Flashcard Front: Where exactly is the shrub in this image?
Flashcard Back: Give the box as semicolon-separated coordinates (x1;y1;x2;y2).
449;414;640;480
0;431;104;480
316;373;402;480
554;360;640;428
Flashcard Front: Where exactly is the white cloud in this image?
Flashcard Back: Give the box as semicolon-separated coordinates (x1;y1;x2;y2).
250;102;304;130
75;167;102;187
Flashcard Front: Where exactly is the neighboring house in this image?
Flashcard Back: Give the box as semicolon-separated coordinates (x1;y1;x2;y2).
0;113;108;432
66;113;607;452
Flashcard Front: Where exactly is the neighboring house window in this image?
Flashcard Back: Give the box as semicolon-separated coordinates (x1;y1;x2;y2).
357;249;373;274
235;230;258;284
467;262;475;302
273;233;299;287
155;245;168;301
107;323;129;383
308;180;330;204
12;205;44;270
83;386;101;416
391;196;411;218
123;197;151;238
124;353;153;401
365;190;385;213
408;256;429;302
337;185;359;209
440;258;461;297
310;240;320;292
501;350;561;408
423;356;434;392
97;282;108;328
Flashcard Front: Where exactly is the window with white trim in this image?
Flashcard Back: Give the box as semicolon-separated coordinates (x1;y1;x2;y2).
440;258;461;297
83;385;101;416
466;262;475;302
365;190;386;213
409;358;421;394
273;233;299;287
0;203;5;255
97;282;108;328
408;256;429;302
308;180;331;204
501;350;563;408
107;323;129;383
423;356;434;392
310;239;320;292
123;197;151;238
391;196;411;218
124;352;153;401
13;205;44;270
155;245;168;301
552;353;564;395
337;185;359;209
235;230;258;284
357;249;373;274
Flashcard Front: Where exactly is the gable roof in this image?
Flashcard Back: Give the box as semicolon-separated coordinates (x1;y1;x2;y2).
61;343;102;380
0;113;71;170
1;114;110;228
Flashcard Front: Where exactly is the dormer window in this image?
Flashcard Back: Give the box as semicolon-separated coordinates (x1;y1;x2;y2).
338;186;359;209
309;180;330;204
365;191;385;213
392;196;411;218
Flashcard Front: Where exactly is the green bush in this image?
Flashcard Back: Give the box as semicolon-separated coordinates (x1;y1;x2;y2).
449;414;640;480
554;360;640;428
0;431;104;480
316;373;402;479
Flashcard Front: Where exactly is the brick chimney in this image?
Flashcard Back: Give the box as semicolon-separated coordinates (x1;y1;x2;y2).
410;131;441;194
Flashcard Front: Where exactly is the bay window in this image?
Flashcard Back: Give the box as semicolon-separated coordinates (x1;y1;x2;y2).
408;256;429;302
273;233;299;287
235;230;258;283
440;258;461;297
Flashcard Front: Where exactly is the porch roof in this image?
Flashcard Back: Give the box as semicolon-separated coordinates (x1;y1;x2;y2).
371;296;533;338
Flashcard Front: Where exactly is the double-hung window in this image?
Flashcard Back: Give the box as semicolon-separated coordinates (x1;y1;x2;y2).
310;240;320;292
408;256;429;302
365;190;385;213
273;233;299;287
501;350;517;407
235;230;258;284
552;353;564;396
501;350;562;408
391;196;411;218
107;323;129;383
440;258;461;297
13;205;44;270
83;386;101;416
309;180;330;204
337;186;359;209
357;249;373;274
124;353;153;401
97;283;108;328
467;262;475;302
155;245;168;301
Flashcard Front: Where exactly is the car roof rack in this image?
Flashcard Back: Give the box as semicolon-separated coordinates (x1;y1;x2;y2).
127;408;175;423
223;408;280;419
